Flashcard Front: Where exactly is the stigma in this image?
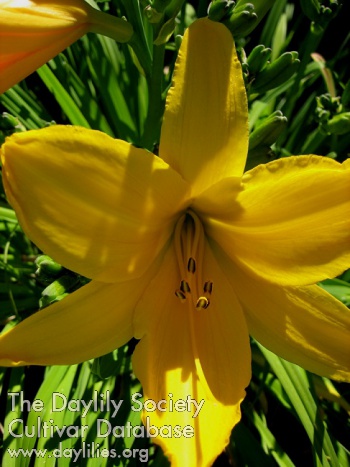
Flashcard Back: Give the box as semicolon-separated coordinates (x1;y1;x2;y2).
174;210;213;310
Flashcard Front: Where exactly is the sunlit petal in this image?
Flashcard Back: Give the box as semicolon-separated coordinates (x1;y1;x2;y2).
1;126;189;282
133;242;251;466
212;241;350;381
159;18;248;196
206;156;350;286
194;241;251;404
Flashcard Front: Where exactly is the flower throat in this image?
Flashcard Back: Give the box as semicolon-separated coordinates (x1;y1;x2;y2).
174;210;213;309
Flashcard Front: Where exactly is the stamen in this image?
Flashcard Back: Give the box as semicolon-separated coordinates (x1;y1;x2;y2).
174;210;212;311
203;281;213;294
187;257;196;273
196;296;210;309
175;290;186;301
180;280;191;293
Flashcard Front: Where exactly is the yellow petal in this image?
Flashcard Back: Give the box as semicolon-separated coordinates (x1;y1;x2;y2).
0;251;164;367
0;282;129;366
213;241;350;382
0;0;133;94
1;126;189;282
206;156;350;286
192;177;242;221
133;241;251;466
159;18;248;196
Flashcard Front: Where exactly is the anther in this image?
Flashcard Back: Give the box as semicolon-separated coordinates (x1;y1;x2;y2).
175;290;186;301
187;257;196;273
196;296;210;309
203;281;213;294
180;280;191;293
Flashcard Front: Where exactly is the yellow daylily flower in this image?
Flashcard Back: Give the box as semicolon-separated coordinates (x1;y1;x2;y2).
0;0;133;94
1;17;350;466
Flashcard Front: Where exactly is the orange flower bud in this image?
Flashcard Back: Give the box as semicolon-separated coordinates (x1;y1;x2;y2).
0;0;133;94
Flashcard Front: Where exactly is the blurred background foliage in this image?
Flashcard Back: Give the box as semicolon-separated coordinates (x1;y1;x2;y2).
0;0;350;465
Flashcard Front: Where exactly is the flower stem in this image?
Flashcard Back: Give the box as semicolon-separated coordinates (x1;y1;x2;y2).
141;43;166;151
119;0;153;78
88;8;134;43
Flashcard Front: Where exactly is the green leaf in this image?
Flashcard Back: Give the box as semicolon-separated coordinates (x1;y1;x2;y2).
257;343;345;467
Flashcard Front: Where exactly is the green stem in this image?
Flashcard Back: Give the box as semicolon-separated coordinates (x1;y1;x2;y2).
120;0;152;78
141;43;166;151
129;34;152;78
88;8;134;43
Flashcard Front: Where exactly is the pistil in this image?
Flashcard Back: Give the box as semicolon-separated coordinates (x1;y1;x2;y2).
174;210;213;310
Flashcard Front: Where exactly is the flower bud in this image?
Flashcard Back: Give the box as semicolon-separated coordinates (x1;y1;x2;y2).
223;3;257;36
0;0;133;94
249;111;287;151
39;274;79;308
0;112;20;131
207;0;235;22
35;255;63;279
247;44;271;75
0;112;26;144
224;0;274;36
251;51;300;93
301;0;340;29
324;112;350;135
